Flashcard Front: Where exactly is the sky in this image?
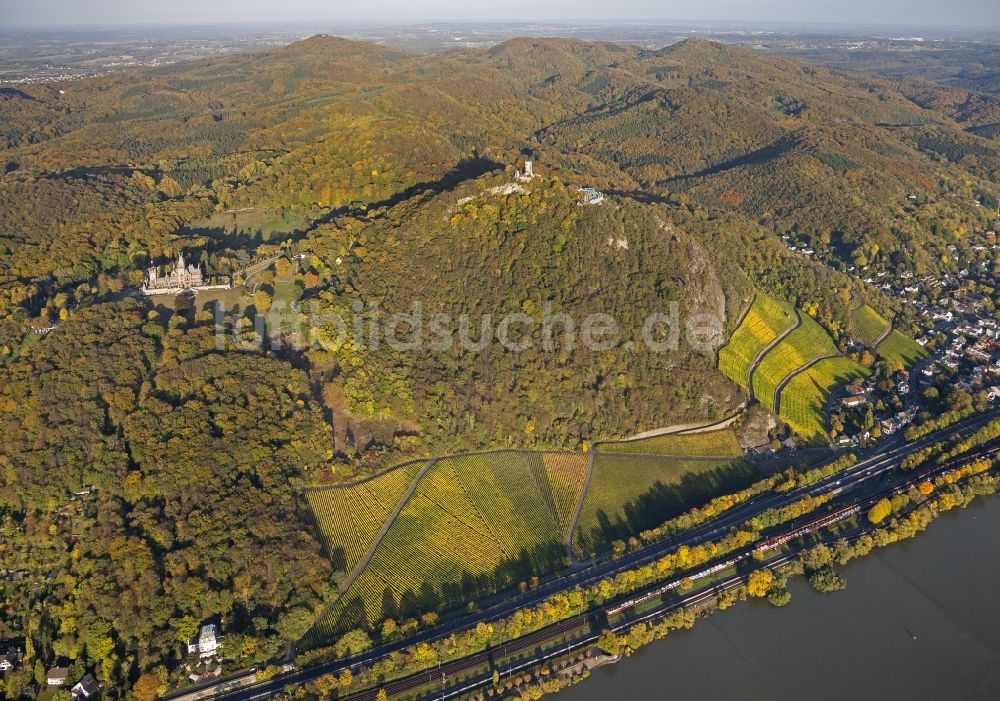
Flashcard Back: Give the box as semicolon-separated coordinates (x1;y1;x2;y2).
2;0;998;28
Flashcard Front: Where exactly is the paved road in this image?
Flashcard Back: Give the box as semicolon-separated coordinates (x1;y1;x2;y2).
205;408;1000;701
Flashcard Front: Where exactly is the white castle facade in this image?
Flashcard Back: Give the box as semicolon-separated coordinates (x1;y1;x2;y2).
142;254;228;295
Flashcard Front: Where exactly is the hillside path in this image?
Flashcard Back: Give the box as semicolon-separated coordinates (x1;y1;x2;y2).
772;353;839;414
335;457;438;596
873;321;895;349
746;308;802;402
565;446;598;560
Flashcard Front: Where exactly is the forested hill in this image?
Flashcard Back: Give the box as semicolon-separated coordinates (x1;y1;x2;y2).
0;34;998;696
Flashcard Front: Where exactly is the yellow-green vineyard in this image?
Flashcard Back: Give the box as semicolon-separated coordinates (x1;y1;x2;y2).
307;450;589;640
778;357;870;439
718;292;895;442
846;303;891;347
717;294;797;389
877;329;928;368
595;428;742;456
306;460;427;574
572;454;749;556
751;313;839;411
304;426;759;644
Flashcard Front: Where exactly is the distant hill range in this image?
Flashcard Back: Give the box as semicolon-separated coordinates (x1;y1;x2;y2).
0;35;996;451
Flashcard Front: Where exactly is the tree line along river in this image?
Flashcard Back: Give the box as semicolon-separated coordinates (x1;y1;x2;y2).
563;493;1000;700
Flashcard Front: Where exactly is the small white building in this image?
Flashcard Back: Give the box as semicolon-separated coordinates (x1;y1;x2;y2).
578;187;605;205
188;624;221;658
46;667;70;686
0;647;21;672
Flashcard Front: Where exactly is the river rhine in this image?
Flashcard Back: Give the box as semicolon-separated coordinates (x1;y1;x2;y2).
562;494;1000;700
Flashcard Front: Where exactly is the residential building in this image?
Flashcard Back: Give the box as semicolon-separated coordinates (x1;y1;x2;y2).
0;647;22;672
47;667;70;686
188;624;221;658
71;673;100;700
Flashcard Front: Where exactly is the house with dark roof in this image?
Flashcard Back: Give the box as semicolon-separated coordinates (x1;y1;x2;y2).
71;672;100;700
0;646;22;672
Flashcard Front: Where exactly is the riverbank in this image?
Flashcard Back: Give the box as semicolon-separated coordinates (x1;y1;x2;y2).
562;491;1000;700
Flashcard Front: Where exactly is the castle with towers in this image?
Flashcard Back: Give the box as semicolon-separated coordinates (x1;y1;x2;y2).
142;253;208;294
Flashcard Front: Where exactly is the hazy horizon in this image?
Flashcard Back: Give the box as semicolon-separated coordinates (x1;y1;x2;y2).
2;0;999;30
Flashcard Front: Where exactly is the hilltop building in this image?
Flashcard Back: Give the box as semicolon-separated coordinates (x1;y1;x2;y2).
515;160;536;181
578;186;605;205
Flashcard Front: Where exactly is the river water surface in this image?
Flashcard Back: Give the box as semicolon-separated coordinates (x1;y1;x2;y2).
562;494;1000;700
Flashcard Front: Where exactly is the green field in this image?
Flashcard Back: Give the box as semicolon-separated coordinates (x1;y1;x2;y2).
876;329;928;368
778;357;870;439
305;460;427;574
186;206;319;241
572;453;758;557
310;450;584;637
718;294;797;388
751;313;839;411
846;304;891;347
597;427;743;457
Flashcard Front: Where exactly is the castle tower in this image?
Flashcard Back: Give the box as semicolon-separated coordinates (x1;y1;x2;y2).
523;160;533;178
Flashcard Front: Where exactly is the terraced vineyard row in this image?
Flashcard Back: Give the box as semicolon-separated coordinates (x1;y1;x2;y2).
305;460;426;575
877;329;928;368
540;452;590;533
751;313;838;411
778;357;870;439
846;303;891;347
311;451;577;635
717;294;797;388
598;427;743;457
572;452;757;557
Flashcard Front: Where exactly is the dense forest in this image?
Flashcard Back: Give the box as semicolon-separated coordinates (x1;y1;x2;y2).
0;304;335;695
1;33;999;697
